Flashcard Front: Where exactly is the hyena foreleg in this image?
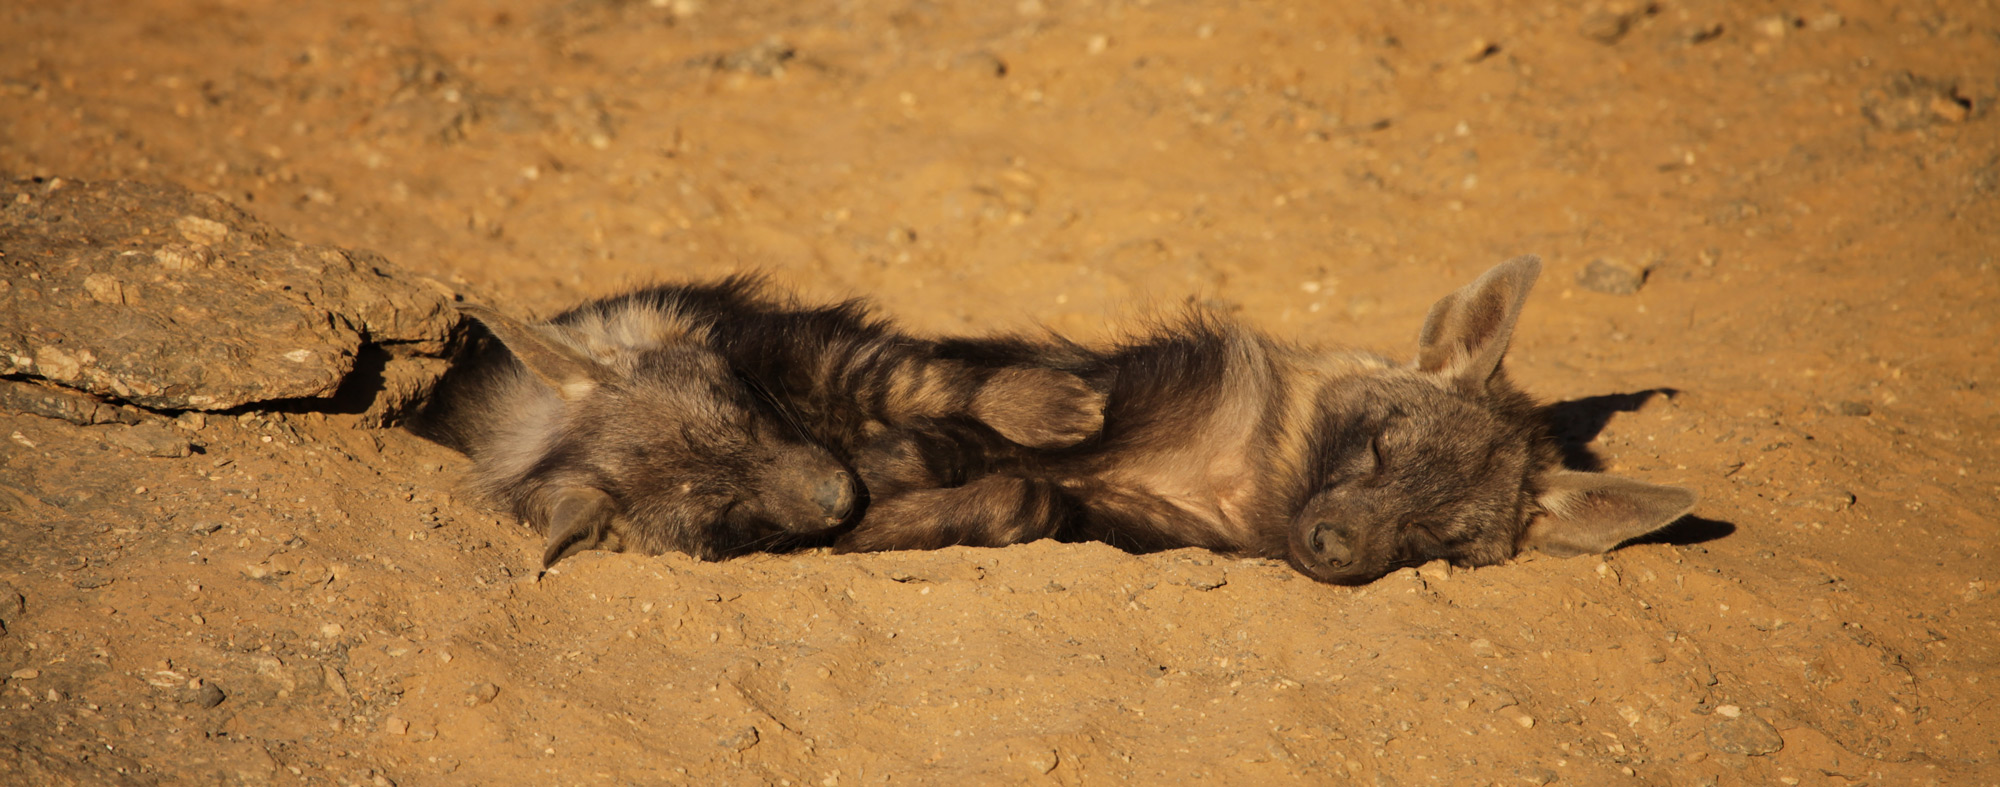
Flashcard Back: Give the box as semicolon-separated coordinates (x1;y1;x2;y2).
833;472;1072;552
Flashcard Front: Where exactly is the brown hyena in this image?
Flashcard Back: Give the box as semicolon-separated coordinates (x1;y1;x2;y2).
839;256;1698;585
410;277;1104;568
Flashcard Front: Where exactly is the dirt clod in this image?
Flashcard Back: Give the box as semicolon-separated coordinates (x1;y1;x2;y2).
1706;711;1785;756
1577;258;1648;295
1788;490;1856;513
719;725;760;751
193;681;226;709
467;682;500;705
1862;74;1975;131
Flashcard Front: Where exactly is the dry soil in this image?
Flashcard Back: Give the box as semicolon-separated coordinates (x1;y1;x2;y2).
2;0;1997;784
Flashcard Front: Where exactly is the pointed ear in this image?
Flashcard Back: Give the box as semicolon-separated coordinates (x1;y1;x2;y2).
459;304;608;401
1414;255;1542;389
536;486;623;568
1521;470;1698;557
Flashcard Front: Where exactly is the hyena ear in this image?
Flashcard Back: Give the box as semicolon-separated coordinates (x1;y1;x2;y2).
1414;255;1542;389
459;304;609;401
1521;470;1698;557
537;486;623;569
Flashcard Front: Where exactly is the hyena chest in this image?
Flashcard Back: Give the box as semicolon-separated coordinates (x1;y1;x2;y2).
1092;386;1276;549
1103;446;1267;547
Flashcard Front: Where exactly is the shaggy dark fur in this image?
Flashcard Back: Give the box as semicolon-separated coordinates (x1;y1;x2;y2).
410;277;1104;568
838;257;1698;585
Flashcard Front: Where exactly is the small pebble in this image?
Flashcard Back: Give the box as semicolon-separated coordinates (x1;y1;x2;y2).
195;682;226;708
719;725;760;751
468;682;501;705
1517;766;1559;785
1579;10;1638;44
1577;258;1647;295
1787;491;1855;513
1181;567;1227;591
1707;711;1784;756
10;668;39;680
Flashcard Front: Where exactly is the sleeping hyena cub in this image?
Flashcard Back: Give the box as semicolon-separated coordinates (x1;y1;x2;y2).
841;256;1697;585
410;277;1104;568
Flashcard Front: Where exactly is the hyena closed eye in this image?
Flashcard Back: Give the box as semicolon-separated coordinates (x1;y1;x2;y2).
841;256;1697;586
410;277;1105;568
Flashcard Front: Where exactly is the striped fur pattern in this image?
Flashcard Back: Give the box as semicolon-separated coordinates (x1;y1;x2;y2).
411;277;1105;567
839;257;1698;585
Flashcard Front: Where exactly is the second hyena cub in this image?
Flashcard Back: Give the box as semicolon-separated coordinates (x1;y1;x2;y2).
411;278;1104;568
841;256;1697;585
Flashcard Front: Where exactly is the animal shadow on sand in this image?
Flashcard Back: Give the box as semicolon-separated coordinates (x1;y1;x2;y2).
1546;388;1735;549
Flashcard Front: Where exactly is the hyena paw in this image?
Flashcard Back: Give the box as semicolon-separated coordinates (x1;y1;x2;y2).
971;367;1106;449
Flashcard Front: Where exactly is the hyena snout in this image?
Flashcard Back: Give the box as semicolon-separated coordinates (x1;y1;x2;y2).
1303;520;1361;568
812;470;857;521
753;448;858;531
1291;518;1393;585
1287;494;1401;585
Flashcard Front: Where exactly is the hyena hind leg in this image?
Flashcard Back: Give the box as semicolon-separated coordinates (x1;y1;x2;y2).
836;474;1070;553
971;368;1107;450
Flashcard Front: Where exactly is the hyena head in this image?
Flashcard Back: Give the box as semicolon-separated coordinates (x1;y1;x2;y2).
1286;256;1697;585
461;304;856;568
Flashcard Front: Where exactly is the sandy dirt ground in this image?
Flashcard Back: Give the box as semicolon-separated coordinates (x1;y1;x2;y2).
3;0;1998;784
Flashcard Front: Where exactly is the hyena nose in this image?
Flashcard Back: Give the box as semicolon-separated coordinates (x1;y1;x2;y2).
814;470;856;522
1310;522;1356;567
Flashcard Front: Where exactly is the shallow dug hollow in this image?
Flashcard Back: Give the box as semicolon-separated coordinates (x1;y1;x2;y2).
1;0;1996;785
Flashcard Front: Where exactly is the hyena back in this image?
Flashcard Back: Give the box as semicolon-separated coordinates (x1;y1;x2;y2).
411;277;1105;568
841;256;1697;585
